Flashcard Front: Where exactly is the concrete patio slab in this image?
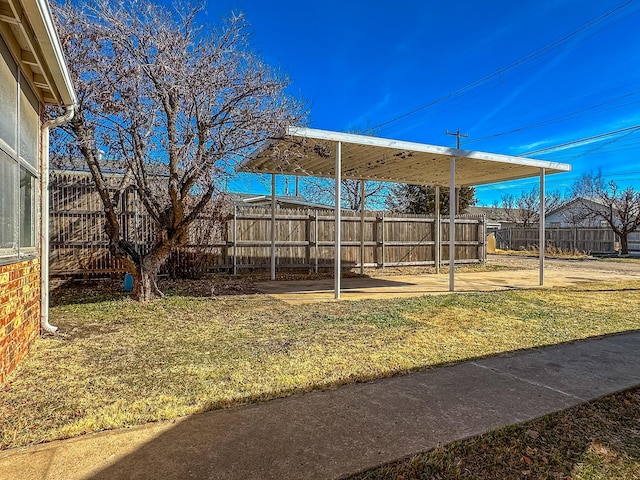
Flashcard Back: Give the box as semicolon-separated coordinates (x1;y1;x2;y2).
254;265;639;304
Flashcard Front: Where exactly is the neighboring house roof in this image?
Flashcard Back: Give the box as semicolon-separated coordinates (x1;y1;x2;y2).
0;0;76;106
466;206;527;222
225;192;334;210
546;197;605;218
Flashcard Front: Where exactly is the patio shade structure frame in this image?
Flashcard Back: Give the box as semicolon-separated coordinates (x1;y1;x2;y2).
240;127;571;299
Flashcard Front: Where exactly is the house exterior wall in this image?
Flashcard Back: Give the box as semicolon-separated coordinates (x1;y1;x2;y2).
0;0;76;385
545;210;605;228
0;31;42;384
0;259;40;384
545;199;609;228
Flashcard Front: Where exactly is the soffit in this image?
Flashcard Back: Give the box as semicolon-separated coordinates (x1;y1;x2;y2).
241;127;572;187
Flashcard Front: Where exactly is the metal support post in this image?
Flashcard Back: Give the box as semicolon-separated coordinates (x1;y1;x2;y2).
434;185;440;273
449;157;456;292
539;168;545;285
360;179;365;275
334;142;342;299
270;174;276;280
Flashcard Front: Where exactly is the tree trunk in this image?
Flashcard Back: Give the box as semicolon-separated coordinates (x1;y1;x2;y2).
620;234;629;255
133;253;167;301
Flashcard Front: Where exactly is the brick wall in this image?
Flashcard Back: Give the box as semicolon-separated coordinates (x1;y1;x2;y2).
0;259;41;385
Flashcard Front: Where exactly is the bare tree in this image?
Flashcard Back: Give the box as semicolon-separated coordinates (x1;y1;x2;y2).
302;178;388;210
573;171;640;254
53;0;303;300
498;188;563;228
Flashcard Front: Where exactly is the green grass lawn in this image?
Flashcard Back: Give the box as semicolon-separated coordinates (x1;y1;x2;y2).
350;387;640;480
1;279;639;450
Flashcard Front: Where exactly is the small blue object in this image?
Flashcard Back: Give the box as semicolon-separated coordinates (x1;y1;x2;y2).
124;273;134;292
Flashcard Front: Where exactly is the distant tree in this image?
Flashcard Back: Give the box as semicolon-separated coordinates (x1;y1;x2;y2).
54;0;303;300
498;187;564;228
302;178;388;211
573;171;640;254
385;184;476;215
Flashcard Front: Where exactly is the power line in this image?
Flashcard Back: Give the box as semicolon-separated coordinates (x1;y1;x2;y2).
366;0;636;134
463;90;640;146
545;135;640;161
520;125;640;156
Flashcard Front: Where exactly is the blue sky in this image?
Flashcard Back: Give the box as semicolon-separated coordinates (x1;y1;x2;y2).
203;0;640;205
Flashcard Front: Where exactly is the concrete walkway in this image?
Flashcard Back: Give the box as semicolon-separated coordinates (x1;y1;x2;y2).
1;331;639;480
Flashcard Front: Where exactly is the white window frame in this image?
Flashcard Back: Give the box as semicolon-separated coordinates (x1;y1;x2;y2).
0;35;41;263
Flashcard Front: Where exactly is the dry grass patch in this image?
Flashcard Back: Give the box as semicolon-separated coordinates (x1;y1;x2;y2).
1;279;639;450
350;387;640;480
494;248;591;259
600;257;640;264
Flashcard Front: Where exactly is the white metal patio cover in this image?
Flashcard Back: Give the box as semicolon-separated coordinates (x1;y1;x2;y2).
240;127;572;299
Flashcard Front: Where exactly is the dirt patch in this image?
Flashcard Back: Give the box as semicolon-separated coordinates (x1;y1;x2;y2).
488;254;640;276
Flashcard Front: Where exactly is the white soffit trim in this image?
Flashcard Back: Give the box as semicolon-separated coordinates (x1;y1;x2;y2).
20;0;77;105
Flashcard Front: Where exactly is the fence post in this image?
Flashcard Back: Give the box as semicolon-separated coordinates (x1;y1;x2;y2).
222;216;228;273
381;211;385;268
306;209;312;273
479;216;486;261
314;210;319;273
373;215;379;267
232;205;237;275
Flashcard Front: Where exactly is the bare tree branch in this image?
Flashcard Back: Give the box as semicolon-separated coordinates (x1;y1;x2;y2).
302;178;390;211
53;0;305;300
573;171;640;254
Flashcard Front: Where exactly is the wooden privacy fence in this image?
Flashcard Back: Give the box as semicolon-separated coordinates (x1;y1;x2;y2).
494;227;627;254
49;173;486;277
224;209;485;273
50;208;486;277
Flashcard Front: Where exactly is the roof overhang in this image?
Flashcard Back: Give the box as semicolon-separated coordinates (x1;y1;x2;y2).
0;0;77;106
240;127;572;187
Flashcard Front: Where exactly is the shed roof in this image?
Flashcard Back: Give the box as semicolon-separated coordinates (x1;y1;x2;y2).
240;127;571;187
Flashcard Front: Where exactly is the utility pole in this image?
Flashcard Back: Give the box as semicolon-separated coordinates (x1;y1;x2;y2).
446;128;468;149
445;129;468;212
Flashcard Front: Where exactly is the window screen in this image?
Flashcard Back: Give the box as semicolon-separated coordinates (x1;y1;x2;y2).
19;80;40;169
0;151;16;253
0;36;17;152
0;36;42;260
19;166;37;249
